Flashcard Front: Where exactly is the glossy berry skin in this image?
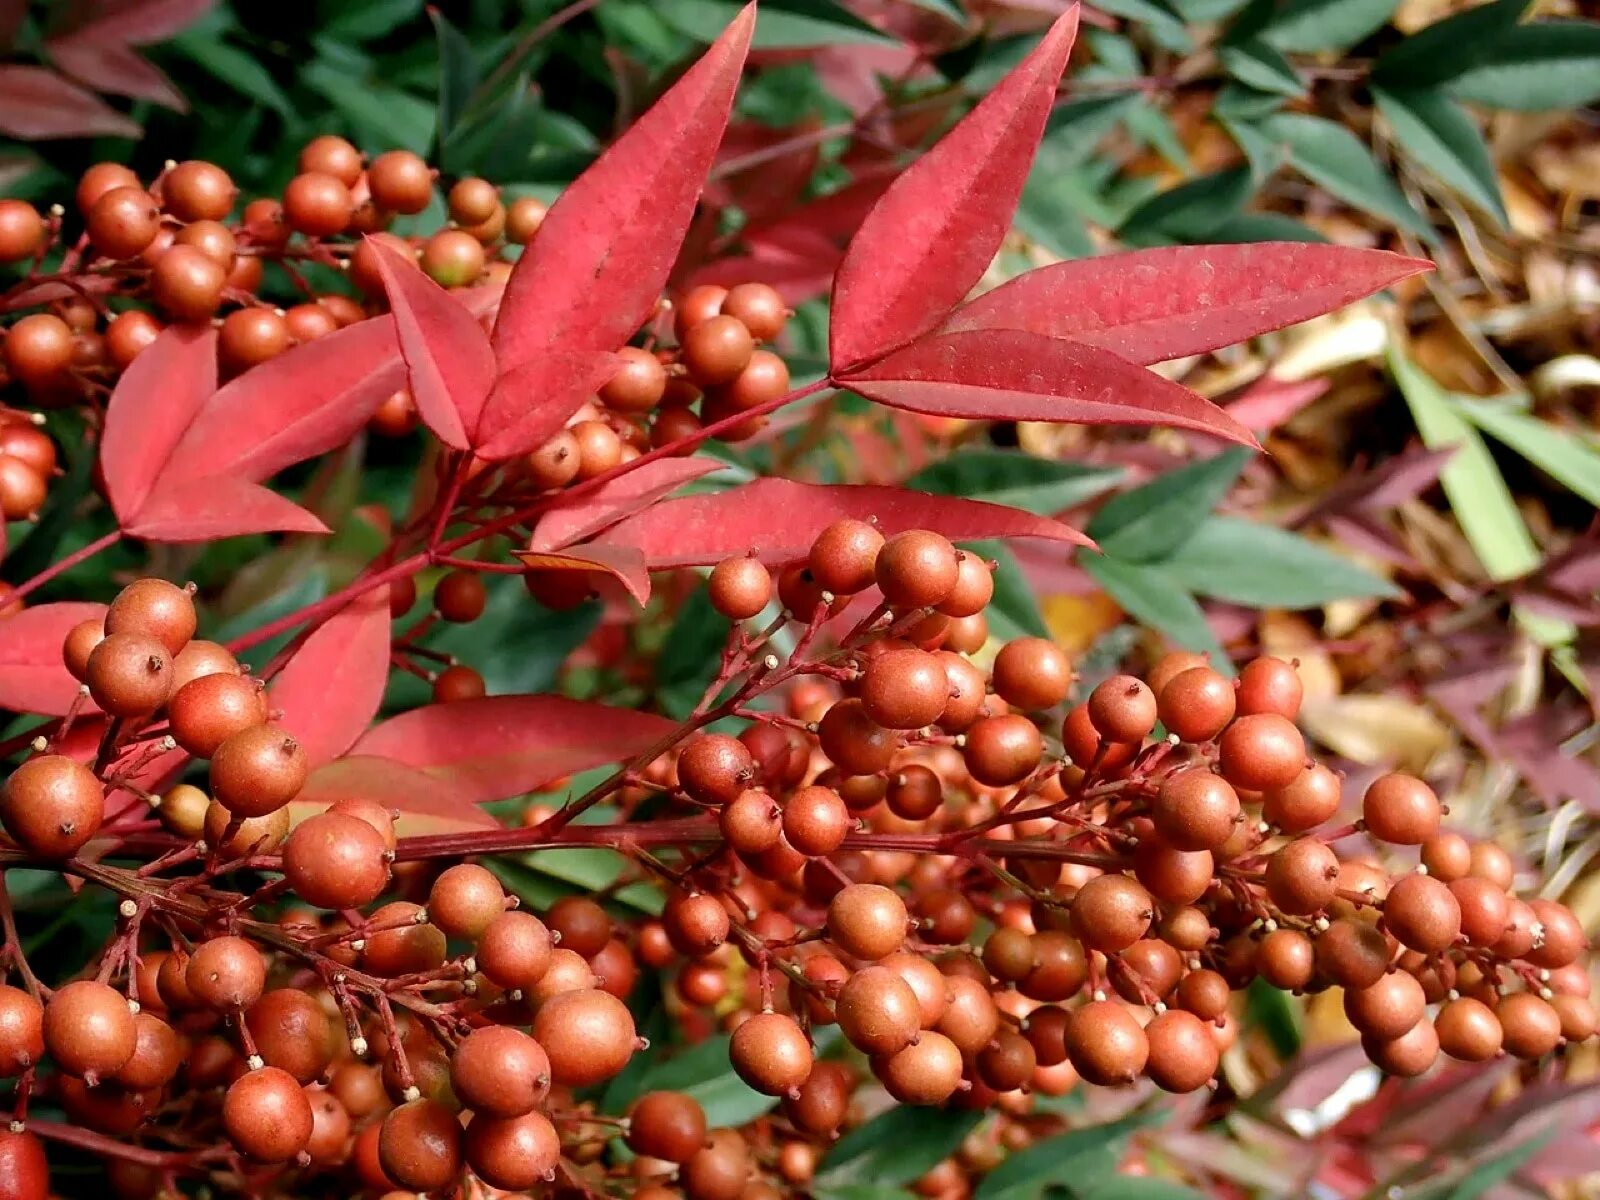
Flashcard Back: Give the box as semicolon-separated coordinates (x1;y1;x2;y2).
1218;714;1306;791
0;200;43;263
875;531;958;610
0;986;43;1077
85;632;173;716
1361;773;1441;845
628;1091;708;1163
709;556;772;620
0;1130;47;1200
150;244;226;321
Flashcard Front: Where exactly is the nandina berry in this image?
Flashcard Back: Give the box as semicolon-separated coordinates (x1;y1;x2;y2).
506;196;547;243
0;425;55;478
1420;831;1472;881
673;284;729;339
173;218;236;269
875;529;958;609
83;630;172;716
1263;762;1342;833
1256;928;1315;991
149;243;226;321
533;987;636;1087
1070;874;1153;953
0;985;43;1077
989;637;1071;711
718;348;790;411
219;306;291;370
1436;995;1503;1061
707;555;772;621
434;570;487;622
720;787;782;855
0;1129;46;1200
1469;840;1515;888
380;1098;463;1190
808;518;885;595
681;314;754;385
464;1109;561;1190
427;862;506;940
245;989;336;1083
1314;917;1392;989
1344;970;1425;1041
1088;674;1157;743
366;149;433;213
663;892;731;957
447;176;499;225
328;795;397;849
1497;992;1562;1059
1450;876;1510;947
1235;655;1303;719
1362;772;1441;845
730;1011;813;1096
1526;898;1586;969
1133;834;1214;906
880;1029;963;1105
1;754;104;859
546;896;613;958
3;314;72;385
87;185;161;260
283;171;353;236
1265;837;1340;915
477;910;554;989
817;698;897;775
1218;713;1306;791
167;671;266;757
860;647;948;729
283;811;391;909
628;1090;708;1162
105;309;162;368
0;456;45;521
362;901;446;977
572;419;623;477
827;883;908;960
1156;665;1236;742
601;345;668;412
783;784;850;857
113;1011;182;1089
163;159;236;222
1153;768;1240;852
1060;702;1138;772
1066;999;1148;1085
186;935;265;1010
720;282;787;341
1382;873;1461;954
835;965;920;1056
43;979;136;1080
420;228;485;286
963;714;1043;786
886;764;942;821
451;1025;551;1117
209;725;308;817
0;199;43;262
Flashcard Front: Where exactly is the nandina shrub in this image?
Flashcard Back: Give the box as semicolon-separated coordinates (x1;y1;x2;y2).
0;6;1590;1199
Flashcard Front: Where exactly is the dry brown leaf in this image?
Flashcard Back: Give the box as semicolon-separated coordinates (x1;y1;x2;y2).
1299;694;1454;772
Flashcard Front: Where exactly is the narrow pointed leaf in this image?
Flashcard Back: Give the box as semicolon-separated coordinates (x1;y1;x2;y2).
1088;447;1252;560
828;7;1080;371
292;756;500;836
1445;23;1600;111
0;65;141;139
1257;113;1434;237
100;324;217;524
1081;553;1228;664
941;243;1432;364
371;239;495;450
270;588;391;768
514;545;652;606
531;458;730;551
1455;399;1600;508
123;477;329;542
1373;87;1506;226
846;330;1258;445
349;696;678;804
163;315;406;487
590;478;1089;570
1160;516;1400;605
474;351;623;461
0;602;106;716
46;39;186;110
492;6;755;370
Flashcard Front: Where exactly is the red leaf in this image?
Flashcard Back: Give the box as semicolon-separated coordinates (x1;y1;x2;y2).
100;324;216;525
0;65;141;140
845;329;1258;444
348;696;678;805
942;243;1433;364
529;457;728;551
827;8;1079;372
0;274;117;311
122;476;328;543
45;38;185;110
474;351;623;462
162;315;405;488
57;0;214;44
590;477;1090;570
514;544;652;606
491;4;755;369
370;239;494;451
1221;374;1328;432
270;588;391;769
292;756;499;836
0;602;105;716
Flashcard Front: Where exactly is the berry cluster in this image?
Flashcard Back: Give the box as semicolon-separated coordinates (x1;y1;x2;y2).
0;510;1583;1199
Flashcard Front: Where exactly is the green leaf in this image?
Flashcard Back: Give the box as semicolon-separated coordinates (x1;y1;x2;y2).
1118;166;1255;245
511;848;662;914
1372;0;1530;87
1160;516;1400;607
1086;1181;1208;1200
974;1109;1170;1199
1247;976;1301;1056
1204;211;1326;242
302;57;436;152
816;1106;984;1189
1214;83;1289;124
964;542;1050;642
1123;99;1192;171
907;451;1122;516
1218;40;1304;97
1257;0;1399;52
1255;113;1433;237
1373;87;1505;226
1389;353;1538;583
1447;22;1600;111
654;585;728;718
656;0;897;47
167;30;293;116
903;0;967;21
321;0;425;40
1171;0;1254;20
632;1034;779;1128
1454;399;1600;507
1081;554;1228;666
430;8;479;150
1088;449;1252;560
1091;0;1194;49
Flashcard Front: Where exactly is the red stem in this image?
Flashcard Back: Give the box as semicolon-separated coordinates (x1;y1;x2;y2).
10;529;122;602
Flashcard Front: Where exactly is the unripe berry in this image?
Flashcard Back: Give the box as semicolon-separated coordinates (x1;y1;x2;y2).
420;228;485;287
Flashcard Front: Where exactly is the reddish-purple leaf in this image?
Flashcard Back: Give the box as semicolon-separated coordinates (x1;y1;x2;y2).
530;457;728;551
515;544;652;606
942;243;1433;365
475;351;623;462
591;477;1089;570
270;589;391;768
0;274;117;311
122;476;327;542
371;239;494;451
163;314;404;487
0;602;106;716
1221;375;1327;432
58;0;214;44
292;756;499;836
846;329;1257;444
0;65;141;139
100;324;216;525
828;7;1079;372
491;4;755;370
348;696;678;805
45;38;185;110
